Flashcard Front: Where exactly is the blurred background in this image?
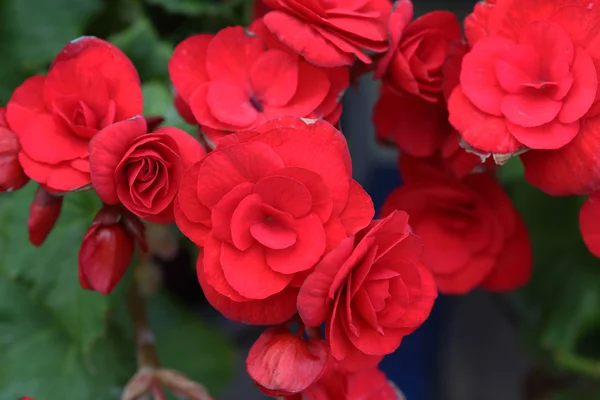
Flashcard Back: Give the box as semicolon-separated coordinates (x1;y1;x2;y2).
1;0;600;399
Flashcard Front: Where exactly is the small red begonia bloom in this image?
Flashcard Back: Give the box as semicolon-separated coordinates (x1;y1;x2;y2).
0;107;29;192
28;185;63;247
297;210;437;370
579;190;600;258
246;326;329;396
448;0;600;195
79;206;135;295
260;0;391;67
89;116;204;224
5;36;143;193
375;1;462;102
169;26;349;140
303;359;397;400
174;116;374;325
382;157;532;294
373;85;490;179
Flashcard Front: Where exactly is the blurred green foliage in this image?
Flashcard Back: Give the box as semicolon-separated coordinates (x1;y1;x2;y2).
0;0;251;398
499;158;600;398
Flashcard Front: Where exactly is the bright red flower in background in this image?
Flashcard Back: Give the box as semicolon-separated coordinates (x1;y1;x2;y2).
298;211;437;370
246;326;329;396
5;37;142;193
580;190;600;258
260;0;391;67
0;107;29;192
381;157;532;294
448;0;600;195
375;1;462;102
89;116;204;224
175;117;374;325
303;359;398;400
373;85;491;179
169;27;348;141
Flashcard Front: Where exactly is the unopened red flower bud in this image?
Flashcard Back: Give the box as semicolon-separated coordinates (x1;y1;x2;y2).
246;326;330;397
78;208;134;295
0;107;29;192
28;185;63;246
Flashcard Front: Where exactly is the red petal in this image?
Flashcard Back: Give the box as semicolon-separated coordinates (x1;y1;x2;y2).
250;50;298;106
506;118;579;150
559;47;598;123
197;247;298;325
169;34;213;103
246;327;329;395
89;117;147;204
154;126;205;170
263;11;354;67
338;179;374;236
206;80;259;127
222;242;293;299
196;141;285;207
5;75;47;135
212;182;254;243
580;190;600;258
448;87;522;153
521;115;600;195
254;174;312;217
265;214;327;274
205;26;265;86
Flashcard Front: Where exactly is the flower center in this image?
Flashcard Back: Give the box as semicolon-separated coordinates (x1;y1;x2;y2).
249;95;264;113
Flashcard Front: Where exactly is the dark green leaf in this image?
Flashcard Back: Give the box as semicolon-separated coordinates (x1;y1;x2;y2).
0;277;134;400
108;17;173;82
148;294;236;394
0;184;113;354
145;0;248;18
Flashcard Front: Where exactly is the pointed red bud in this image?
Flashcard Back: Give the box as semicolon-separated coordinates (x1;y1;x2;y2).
0;125;29;192
145;115;165;132
246;326;330;397
78;207;134;295
28;186;63;246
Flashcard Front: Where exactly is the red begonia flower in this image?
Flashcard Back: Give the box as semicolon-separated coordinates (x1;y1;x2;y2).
89;116;204;224
382;157;532;294
0;107;29;192
175;117;374;325
448;0;600;195
375;2;462;102
580;189;600;258
246;326;329;396
169;26;349;141
373;85;491;179
303;359;397;400
5;37;142;192
297;210;437;370
260;0;392;67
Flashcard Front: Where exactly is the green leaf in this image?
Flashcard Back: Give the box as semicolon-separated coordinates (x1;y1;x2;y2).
108;17;173;82
142;81;196;134
0;0;103;103
145;0;248;17
148;294;236;394
0;184;114;354
0;277;134;400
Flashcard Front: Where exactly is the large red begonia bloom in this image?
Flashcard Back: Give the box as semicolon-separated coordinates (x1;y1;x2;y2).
246;326;329;396
375;1;462;101
448;0;600;195
169;26;348;140
5;36;142;192
174;116;374;325
89;116;204;224
260;0;392;67
297;210;437;370
381;157;532;294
